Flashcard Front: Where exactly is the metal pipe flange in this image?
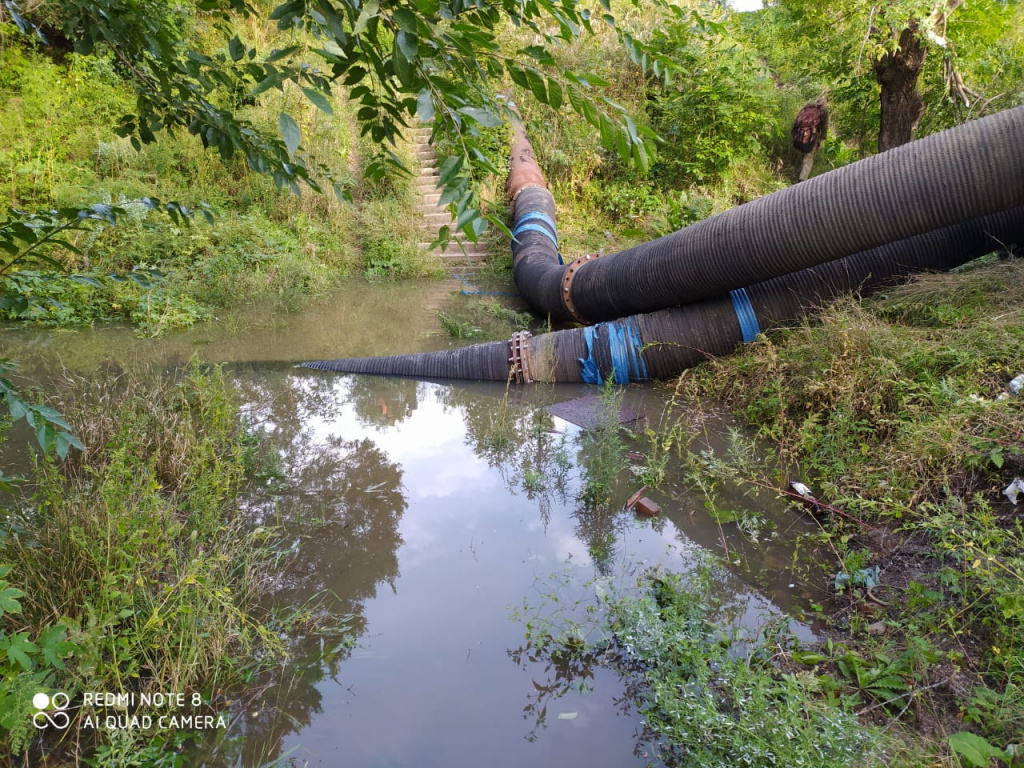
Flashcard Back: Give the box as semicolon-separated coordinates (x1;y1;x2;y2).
508;330;534;383
560;253;602;325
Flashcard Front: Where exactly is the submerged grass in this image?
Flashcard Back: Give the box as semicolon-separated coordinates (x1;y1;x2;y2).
0;362;297;765
611;568;877;768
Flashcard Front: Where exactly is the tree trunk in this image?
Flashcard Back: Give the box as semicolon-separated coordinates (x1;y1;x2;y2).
874;26;928;152
798;151;815;182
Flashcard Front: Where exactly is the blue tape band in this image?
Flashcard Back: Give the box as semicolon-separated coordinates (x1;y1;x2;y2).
513;211;557;239
579;326;602;385
730;287;761;343
510;221;563;264
578;318;648;386
511;222;559;247
608;317;648;384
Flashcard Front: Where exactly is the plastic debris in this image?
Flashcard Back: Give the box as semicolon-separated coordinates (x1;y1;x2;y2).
997;373;1024;401
789;481;822;513
1003;478;1024;505
790;481;815;499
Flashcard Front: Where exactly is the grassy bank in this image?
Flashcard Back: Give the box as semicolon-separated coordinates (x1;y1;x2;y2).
0;363;311;765
660;258;1024;764
0;39;444;336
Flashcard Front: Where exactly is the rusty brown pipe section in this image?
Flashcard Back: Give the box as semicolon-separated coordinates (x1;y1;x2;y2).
506;115;548;200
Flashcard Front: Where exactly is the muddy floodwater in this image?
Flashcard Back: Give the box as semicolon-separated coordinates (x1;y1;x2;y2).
1;279;822;767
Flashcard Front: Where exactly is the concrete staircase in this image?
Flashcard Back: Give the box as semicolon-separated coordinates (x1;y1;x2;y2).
409;126;489;270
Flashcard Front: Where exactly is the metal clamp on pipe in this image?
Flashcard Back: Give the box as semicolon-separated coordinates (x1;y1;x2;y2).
561;253;602;324
508;330;534;383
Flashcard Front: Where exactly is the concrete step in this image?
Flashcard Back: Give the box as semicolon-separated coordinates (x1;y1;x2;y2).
421;192;442;205
419;167;439;176
421;214;454;226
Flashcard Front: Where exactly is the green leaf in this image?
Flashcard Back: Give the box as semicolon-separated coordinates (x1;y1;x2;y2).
38;625;74;671
69;275;103;288
458;107;501;128
416;89;434;122
547;79;563;111
438;155;464;186
948;732;1009;767
393;7;417;32
228;35;245;62
5;633;38;671
7;397;28;422
707;507;739;523
55;432;84;460
248;74;280;97
354;0;380;35
524;68;547;104
301;87;334;116
32;405;71;430
0;586;26;616
990;448;1004;468
396;29;417;60
35;421;57;455
455;206;479;231
521;45;556;66
279;112;301;156
506;62;529;89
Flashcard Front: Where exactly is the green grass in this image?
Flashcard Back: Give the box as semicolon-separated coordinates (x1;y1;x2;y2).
667;259;1024;763
0;40;451;334
0;363;323;765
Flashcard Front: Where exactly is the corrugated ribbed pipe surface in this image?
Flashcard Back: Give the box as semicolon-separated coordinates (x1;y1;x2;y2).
510;107;1024;323
303;207;1024;382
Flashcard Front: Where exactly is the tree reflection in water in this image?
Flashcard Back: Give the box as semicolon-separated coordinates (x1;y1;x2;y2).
198;370;407;767
437;382;636;575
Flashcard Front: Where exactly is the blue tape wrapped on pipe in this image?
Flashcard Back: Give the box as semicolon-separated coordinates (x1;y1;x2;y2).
579;317;649;385
513;210;558;237
729;287;761;342
511;211;563;265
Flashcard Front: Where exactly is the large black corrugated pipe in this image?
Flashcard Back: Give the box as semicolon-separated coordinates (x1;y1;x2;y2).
302;340;512;379
510;107;1024;324
302;207;1023;381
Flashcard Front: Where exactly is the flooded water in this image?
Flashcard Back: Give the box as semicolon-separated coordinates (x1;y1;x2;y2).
0;279;822;767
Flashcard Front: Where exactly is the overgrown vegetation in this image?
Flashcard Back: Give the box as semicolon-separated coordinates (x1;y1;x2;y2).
645;259;1024;764
0;363;330;765
0;37;454;335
